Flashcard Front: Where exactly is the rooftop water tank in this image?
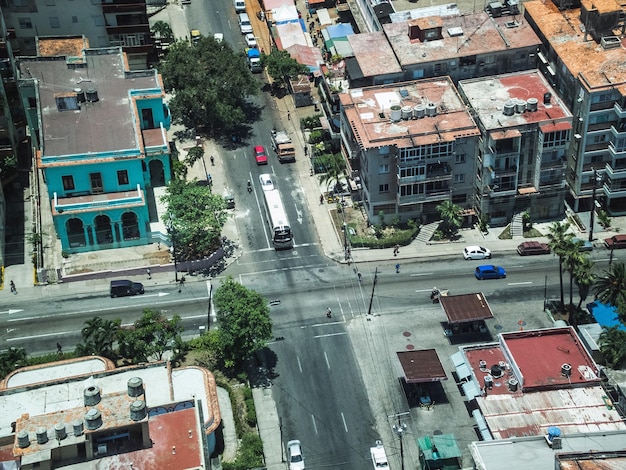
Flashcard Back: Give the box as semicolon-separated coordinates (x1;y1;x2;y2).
54;422;67;441
127;377;144;397
17;430;30;448
130;400;147;421
84;385;101;406
85;408;103;431
503;100;515;116
515;99;526;113
561;363;572;377
36;428;48;444
413;104;426;119
390;105;402;122
401;106;413;120
72;419;84;437
426;102;437;117
526;97;538;112
484;375;493;389
508;378;519;392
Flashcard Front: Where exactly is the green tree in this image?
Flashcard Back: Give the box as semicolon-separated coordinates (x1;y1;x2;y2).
593;262;626;324
161;179;228;261
0;347;28;378
564;238;585;312
546;221;574;310
436;201;462;239
75;316;121;361
317;153;346;193
213;277;273;368
117;309;185;363
598;326;626;368
158;37;258;137
574;256;595;312
263;49;309;88
151;20;174;43
186;146;205;168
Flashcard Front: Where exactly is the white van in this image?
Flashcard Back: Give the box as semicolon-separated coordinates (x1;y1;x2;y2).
233;0;246;13
238;13;252;34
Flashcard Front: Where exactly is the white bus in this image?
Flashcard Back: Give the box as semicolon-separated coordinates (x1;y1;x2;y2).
261;187;293;249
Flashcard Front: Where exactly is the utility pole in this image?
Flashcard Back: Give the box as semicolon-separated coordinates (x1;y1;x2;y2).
389;412;409;470
367;267;378;316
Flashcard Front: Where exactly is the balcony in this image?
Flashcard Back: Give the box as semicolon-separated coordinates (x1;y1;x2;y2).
606;159;626;177
398;188;452;205
590;101;615;112
101;2;148;14
611;122;626;139
614;101;626;118
105;24;150;35
587;121;615;132
583;142;609;154
397;163;452;185
53;185;145;215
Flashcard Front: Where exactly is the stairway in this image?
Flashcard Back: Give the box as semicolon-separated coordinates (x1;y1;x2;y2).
510;213;524;238
416;221;441;243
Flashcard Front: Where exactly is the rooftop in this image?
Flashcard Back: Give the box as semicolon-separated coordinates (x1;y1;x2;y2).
458;69;572;132
18;47;162;159
440;292;494;323
347;32;402;78
340;78;479;149
383;11;541;68
524;0;626;95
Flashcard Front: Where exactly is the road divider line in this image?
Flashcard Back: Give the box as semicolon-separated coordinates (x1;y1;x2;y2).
411;273;433;277
311;415;318;434
324;351;330;370
312;321;344;327
8;330;75;341
341;412;348;432
507;282;532;286
297;355;303;374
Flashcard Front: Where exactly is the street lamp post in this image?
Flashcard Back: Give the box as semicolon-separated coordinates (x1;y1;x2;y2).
167;217;179;282
392;422;407;470
589;167;602;242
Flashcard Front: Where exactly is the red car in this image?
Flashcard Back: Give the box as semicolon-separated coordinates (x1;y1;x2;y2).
605;234;626;250
254;145;268;165
517;241;551;256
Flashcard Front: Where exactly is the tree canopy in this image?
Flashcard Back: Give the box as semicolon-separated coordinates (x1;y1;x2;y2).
75;316;121;361
213;277;273;367
161;178;229;261
117;309;185;363
436;201;462;239
263;49;309;86
158;36;258;137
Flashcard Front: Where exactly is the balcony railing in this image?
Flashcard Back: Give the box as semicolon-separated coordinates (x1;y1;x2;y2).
53;184;144;214
397;189;452;205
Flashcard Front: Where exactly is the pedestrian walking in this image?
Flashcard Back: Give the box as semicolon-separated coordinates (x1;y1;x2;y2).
326;307;332;318
210;155;215;166
56;343;63;355
393;244;400;256
287;111;291;120
357;272;362;282
395;263;400;274
9;280;16;294
147;268;152;280
320;194;324;205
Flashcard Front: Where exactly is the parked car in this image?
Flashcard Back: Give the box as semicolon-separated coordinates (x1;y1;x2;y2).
245;33;257;48
604;234;626;250
287;440;305;470
517;241;550;256
238;13;252;34
475;265;507;280
254;145;268;165
214;33;224;43
572;237;593;252
463;245;491;260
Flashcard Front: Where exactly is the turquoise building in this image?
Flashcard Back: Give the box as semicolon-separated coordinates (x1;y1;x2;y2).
18;41;171;253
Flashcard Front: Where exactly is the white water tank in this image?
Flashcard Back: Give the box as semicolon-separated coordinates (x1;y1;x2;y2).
413;104;426;119
426;102;437;117
515;99;526;113
390;105;402;122
503;100;515;116
36;428;48;444
526;97;538;112
484;375;494;389
401;106;413;120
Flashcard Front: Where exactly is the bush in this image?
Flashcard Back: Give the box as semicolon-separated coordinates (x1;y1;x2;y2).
301;114;322;130
222;432;264;470
349;225;419;249
309;129;323;144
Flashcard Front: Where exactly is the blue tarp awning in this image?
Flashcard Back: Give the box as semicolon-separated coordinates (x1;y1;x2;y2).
587;301;626;331
326;23;354;39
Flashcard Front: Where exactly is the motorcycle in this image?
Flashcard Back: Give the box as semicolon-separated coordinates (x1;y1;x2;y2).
430;287;449;304
247;181;252;193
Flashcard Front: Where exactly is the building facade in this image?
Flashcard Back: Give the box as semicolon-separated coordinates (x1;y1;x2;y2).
458;70;571;225
18;41;171;254
524;0;626;215
1;0;155;70
340;78;480;224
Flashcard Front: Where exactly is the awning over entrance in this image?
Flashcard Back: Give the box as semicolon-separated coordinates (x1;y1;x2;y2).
440;292;494;324
397;350;447;383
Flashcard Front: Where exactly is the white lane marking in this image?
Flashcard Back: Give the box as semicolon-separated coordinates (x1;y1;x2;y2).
312;321;344;327
341;412;348;432
507;282;532;286
411;273;433;277
415;289;434;293
313;332;347;339
0;309;23;314
324;351;330;370
297;355;303;373
311;415;318;434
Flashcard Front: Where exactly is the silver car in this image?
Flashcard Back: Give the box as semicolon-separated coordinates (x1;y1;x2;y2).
463;245;492;260
287;440;305;470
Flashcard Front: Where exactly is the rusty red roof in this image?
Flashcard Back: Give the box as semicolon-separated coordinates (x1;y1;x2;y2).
440;292;494;323
397;350;448;383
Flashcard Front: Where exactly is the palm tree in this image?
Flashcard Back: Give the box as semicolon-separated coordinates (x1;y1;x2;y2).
574;256;595;312
593;262;626;324
151;20;174;43
75;316;121;361
546;221;574;310
317;153;346;194
564;239;584;309
598;326;626;368
436;201;462;239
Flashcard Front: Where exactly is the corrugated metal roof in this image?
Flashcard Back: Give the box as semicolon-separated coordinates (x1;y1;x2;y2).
397;350;448;383
440;292;494;323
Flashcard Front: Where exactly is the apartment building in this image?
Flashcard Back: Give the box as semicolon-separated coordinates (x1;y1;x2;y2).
17;40;171;254
1;0;155;70
524;0;626;215
340;78;480;224
458;70;571;225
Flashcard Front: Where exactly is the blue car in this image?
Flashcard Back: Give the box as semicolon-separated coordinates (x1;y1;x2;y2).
475;265;506;280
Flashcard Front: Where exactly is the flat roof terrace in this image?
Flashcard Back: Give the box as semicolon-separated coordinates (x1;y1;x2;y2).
19;48;161;158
